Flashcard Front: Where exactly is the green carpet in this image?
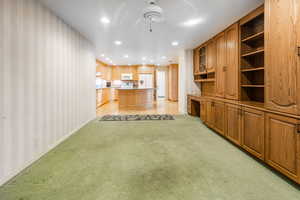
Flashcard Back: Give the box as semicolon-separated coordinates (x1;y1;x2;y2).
0;116;299;200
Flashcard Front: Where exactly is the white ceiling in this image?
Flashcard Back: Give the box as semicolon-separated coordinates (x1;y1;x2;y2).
39;0;264;65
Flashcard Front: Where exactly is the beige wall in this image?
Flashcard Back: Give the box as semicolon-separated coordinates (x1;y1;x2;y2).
0;0;96;185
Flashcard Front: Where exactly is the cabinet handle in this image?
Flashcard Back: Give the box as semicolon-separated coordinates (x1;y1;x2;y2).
297;125;300;134
298;47;300;56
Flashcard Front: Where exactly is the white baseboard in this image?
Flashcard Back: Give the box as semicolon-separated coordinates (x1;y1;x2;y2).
0;118;94;186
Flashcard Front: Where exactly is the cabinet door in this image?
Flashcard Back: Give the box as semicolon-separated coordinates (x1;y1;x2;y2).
206;39;216;73
225;23;239;100
193;48;200;74
215;32;226;98
206;100;215;128
225;103;242;145
265;0;300;115
241;107;265;160
214;101;225;135
265;113;300;183
200;100;207;122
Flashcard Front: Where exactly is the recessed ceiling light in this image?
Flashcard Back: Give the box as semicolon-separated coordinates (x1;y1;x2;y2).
105;57;110;61
100;17;110;24
172;41;179;46
161;56;166;59
182;18;204;27
114;40;122;45
101;54;105;57
123;54;129;58
150;60;154;63
142;57;147;61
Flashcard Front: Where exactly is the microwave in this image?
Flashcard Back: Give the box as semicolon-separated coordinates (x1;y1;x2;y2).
121;73;133;81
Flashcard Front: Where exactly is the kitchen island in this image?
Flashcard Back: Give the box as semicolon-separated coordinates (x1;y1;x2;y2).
117;88;155;109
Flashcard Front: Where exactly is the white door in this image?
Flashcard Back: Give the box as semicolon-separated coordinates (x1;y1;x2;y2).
138;74;153;88
157;71;166;99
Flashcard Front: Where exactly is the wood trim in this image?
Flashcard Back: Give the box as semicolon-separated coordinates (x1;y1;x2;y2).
239;5;264;25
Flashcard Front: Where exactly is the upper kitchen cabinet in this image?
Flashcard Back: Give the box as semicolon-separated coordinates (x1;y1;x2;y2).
265;0;300;115
225;23;239;100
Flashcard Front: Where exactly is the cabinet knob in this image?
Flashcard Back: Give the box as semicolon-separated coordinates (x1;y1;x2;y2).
223;66;227;72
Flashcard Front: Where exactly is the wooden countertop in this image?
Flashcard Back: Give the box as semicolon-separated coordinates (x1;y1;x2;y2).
188;94;300;120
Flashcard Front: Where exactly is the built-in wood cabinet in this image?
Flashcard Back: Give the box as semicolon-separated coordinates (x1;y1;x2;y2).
206;39;216;73
189;1;300;184
215;32;226;98
206;100;215;128
225;23;239;100
214;101;225;135
265;0;300;115
193;47;200;75
241;107;265;160
265;113;300;183
225;103;242;145
200;100;207;122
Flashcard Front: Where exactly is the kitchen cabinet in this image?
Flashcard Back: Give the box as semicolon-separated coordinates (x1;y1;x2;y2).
265;0;300;115
241;107;265;160
225;103;242;145
225;23;239;100
265;113;300;183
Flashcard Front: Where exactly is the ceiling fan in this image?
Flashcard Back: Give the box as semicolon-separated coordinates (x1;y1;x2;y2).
143;0;164;32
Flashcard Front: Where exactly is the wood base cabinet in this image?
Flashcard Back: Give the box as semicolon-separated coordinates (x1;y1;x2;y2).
241;107;265;160
200;100;207;123
225;103;242;145
206;100;215;128
265;113;300;183
214;101;225;135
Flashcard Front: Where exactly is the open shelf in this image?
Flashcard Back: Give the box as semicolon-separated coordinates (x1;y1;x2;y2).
195;79;215;83
240;11;265;103
241;85;265;88
241;67;264;72
242;31;264;42
241;49;264;57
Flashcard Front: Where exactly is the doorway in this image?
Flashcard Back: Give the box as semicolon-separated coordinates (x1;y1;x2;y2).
156;70;166;100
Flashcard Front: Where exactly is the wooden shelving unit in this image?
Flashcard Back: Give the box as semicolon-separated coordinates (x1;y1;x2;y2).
240;9;265;103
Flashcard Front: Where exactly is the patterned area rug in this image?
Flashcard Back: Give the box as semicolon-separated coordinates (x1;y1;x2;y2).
100;114;175;121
